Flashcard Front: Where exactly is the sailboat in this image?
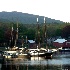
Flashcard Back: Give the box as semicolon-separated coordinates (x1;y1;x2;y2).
28;17;53;58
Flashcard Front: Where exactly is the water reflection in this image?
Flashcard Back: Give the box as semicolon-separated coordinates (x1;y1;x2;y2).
1;53;70;70
14;55;70;65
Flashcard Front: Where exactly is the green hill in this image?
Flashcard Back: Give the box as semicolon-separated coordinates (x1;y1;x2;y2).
0;11;63;24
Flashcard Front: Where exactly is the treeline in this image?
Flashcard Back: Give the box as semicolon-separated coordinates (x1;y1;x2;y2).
0;21;70;47
0;22;70;40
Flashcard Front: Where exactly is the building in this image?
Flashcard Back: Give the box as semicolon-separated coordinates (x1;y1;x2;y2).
28;40;36;49
53;39;67;48
63;39;70;48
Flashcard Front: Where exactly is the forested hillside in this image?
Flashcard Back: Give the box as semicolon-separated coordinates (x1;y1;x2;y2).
0;12;63;24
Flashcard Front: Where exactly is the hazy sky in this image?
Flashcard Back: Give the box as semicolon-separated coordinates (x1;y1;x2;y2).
0;0;70;22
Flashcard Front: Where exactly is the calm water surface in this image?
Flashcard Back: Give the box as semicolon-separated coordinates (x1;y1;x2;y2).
12;53;70;70
2;53;70;70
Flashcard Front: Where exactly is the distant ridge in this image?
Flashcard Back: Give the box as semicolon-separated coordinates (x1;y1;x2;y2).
0;12;63;24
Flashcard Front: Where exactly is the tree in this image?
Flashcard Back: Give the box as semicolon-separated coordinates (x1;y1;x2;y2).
26;29;35;40
55;29;62;36
5;29;17;48
61;25;70;38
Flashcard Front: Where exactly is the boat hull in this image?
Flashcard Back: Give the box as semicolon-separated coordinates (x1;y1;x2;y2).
59;49;70;52
29;52;53;58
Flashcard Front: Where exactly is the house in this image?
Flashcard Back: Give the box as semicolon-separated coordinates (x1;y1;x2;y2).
63;39;70;48
53;39;67;48
28;40;36;49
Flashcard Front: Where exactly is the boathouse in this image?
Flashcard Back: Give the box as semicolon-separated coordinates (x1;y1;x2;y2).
53;39;67;48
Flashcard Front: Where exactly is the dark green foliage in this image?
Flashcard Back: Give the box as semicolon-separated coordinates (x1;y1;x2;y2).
26;29;35;40
61;25;70;38
55;29;62;36
0;21;70;47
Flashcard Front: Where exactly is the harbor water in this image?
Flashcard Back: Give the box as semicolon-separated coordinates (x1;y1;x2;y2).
1;52;70;70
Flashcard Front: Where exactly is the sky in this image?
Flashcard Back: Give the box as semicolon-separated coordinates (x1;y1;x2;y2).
0;0;70;22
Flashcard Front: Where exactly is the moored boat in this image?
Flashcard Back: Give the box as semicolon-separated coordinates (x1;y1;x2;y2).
28;48;53;58
59;48;70;52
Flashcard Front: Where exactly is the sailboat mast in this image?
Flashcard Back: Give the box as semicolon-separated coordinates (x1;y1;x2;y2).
44;17;46;38
16;21;18;40
44;17;47;49
37;18;40;48
26;36;27;44
15;19;19;47
11;24;13;43
10;23;14;48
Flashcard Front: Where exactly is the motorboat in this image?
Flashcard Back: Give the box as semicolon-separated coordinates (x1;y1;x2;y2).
3;51;18;59
28;48;53;58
